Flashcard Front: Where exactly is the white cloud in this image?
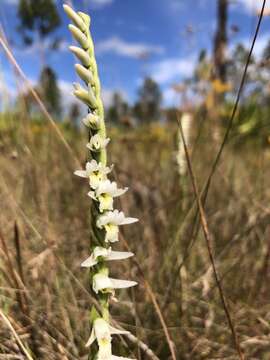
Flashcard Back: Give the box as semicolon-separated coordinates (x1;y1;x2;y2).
249;33;270;58
96;36;164;59
231;33;270;59
91;0;113;4
236;0;270;14
163;87;179;106
2;0;18;4
169;0;185;11
14;39;68;58
101;88;128;108
88;0;114;9
150;56;196;84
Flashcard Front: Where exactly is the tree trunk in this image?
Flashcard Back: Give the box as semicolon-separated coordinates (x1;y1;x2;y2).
214;0;228;83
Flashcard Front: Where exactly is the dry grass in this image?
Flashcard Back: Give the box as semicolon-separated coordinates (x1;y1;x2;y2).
0;111;270;359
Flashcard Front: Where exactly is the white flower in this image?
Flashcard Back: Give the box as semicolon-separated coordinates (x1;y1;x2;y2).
86;317;128;347
86;318;135;359
97;210;138;243
88;180;128;212
92;273;137;294
74;160;112;189
82;112;101;129
81;247;134;267
87;134;110;152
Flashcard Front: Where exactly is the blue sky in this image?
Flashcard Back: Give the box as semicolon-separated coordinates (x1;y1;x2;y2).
0;0;270;109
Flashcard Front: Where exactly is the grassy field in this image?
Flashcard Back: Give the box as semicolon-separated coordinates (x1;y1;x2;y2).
0;111;269;359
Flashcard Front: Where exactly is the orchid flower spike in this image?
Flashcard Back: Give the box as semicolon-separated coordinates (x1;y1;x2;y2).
65;4;139;358
81;247;134;267
92;272;137;294
97;210;138;243
74;160;112;189
88;180;128;212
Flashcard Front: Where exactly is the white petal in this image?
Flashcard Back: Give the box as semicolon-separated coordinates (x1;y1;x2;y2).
104;224;119;243
85;327;96;347
86;160;98;172
107;251;134;261
94;318;111;342
87;135;110;152
114;187;128;197
109;278;137;289
93;274;137;293
74;170;87;178
81;255;97;268
82;113;101;129
119;217;139;225
93;274;113;293
109;325;130;335
94;246;111;258
88;191;96;200
98;196;113;213
95;180;112;196
103;137;110;147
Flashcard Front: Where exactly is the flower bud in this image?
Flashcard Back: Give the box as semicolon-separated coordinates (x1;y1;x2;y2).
63;4;87;32
75;64;94;85
69;24;89;49
73;83;97;108
69;46;91;67
82;113;100;129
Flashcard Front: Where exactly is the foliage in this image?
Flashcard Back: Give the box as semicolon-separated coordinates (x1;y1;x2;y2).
0;116;270;359
134;77;162;123
107;92;129;124
17;0;61;44
39;66;62;116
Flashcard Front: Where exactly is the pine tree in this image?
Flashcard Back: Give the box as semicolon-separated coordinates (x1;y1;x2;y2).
39;66;62;116
135;77;162;122
18;0;61;45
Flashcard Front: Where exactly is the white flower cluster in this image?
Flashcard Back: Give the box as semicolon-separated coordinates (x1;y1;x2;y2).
64;4;137;359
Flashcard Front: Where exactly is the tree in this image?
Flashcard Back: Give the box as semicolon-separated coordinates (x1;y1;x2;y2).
135;77;162;122
18;0;61;44
69;103;81;126
227;44;255;95
17;0;61;66
39;66;62;116
107;92;129;124
213;0;228;83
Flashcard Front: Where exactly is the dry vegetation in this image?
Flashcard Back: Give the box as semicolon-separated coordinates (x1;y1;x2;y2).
0;109;269;359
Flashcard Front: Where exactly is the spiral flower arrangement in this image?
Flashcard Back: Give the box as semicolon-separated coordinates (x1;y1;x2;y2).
63;4;138;359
